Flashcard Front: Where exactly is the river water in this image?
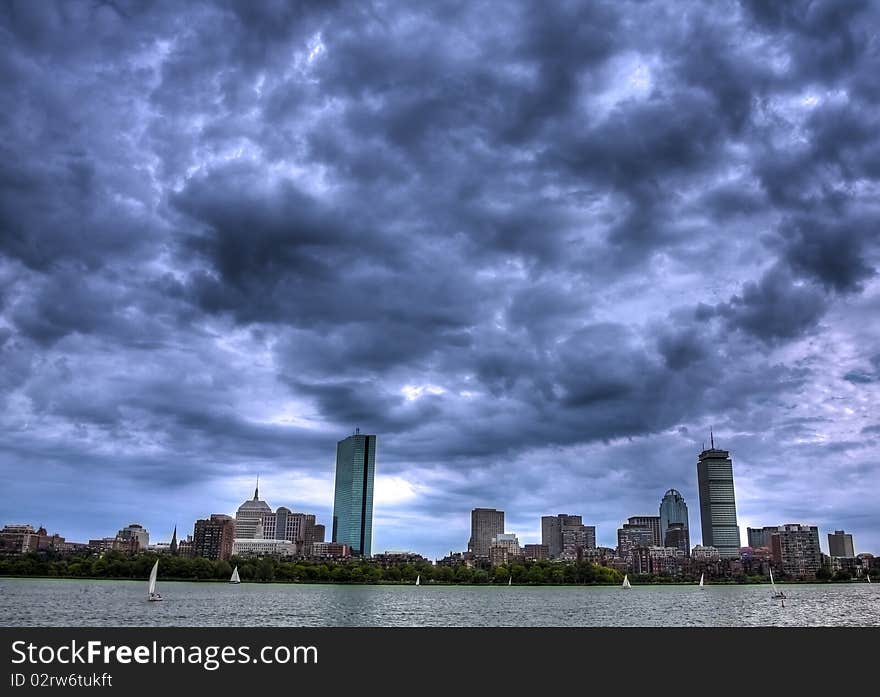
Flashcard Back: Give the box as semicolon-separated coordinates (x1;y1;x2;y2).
1;578;877;626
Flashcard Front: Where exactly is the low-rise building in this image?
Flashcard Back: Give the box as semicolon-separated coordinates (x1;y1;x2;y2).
232;538;298;558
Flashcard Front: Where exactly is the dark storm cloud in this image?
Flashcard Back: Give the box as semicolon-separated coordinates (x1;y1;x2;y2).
1;0;879;557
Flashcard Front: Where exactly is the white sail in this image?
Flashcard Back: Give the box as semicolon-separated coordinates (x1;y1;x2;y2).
622;574;631;589
230;566;240;583
867;574;871;583
148;560;158;596
699;572;704;588
415;575;420;586
769;567;776;589
508;576;512;586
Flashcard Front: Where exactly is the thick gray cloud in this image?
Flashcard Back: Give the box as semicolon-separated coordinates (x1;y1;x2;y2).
1;0;878;558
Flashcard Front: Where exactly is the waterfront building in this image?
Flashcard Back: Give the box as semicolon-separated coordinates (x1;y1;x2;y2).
523;544;549;561
696;435;741;558
332;430;377;557
373;551;432;566
489;533;521;565
235;483;272;539
232;538;297;558
747;526;779;549
116;523;149;551
770;524;822;579
310;542;351;558
627;516;661;546
193;514;235;561
632;546;687;576
0;525;65;554
664;523;690;555
542;514;597;560
617;518;657;559
261;508;323;554
469;508;505;557
828;530;855;558
691;545;721;561
659;490;689;553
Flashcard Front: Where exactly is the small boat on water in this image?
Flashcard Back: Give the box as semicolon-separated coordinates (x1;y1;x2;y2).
770;568;786;599
229;566;241;584
147;560;163;602
508;576;512;586
415;575;420;586
622;574;631;589
699;572;704;589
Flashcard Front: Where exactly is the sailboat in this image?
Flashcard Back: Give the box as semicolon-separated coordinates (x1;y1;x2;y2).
147;560;163;602
769;568;786;599
508;576;512;586
622;574;631;589
867;574;871;583
415;575;420;586
229;566;241;584
699;572;704;589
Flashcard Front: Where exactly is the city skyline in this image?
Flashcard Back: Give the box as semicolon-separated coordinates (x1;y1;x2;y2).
1;2;879;562
1;436;874;561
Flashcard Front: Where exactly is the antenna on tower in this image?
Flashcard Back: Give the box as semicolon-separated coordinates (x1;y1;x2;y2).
254;475;260;500
355;426;360;436
710;428;715;450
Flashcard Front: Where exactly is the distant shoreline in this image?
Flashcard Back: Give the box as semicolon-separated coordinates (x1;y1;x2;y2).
0;574;865;587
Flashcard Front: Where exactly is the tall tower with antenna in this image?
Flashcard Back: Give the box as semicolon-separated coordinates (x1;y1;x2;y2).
696;432;741;558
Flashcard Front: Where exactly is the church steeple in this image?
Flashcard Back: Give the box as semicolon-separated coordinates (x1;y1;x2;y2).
169;525;178;555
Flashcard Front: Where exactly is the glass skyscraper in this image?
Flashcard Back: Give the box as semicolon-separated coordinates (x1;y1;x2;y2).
696;435;741;558
659;489;690;553
332;430;376;557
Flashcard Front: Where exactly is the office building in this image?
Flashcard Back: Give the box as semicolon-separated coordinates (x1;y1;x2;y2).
235;483;272;539
627;516;661;546
232;538;297;558
747;526;778;549
523;544;549;561
664;522;690;555
770;524;822;579
659;490;689;553
828;530;855;558
617;521;657;559
332;430;377;557
0;525;65;554
193;514;235;561
696;435;741;558
468;508;505;557
542;514;595;559
116;523;149;551
489;533;521;565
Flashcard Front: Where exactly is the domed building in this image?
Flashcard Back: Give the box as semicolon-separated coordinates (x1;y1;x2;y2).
659;488;690;554
235;482;272;539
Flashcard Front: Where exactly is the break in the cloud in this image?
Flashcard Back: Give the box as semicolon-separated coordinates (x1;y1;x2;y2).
1;0;878;559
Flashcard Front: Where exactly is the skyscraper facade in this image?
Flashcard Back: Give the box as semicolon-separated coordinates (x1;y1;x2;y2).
468;508;505;557
770;524;822;578
541;514;592;559
696;437;741;558
234;484;272;539
332;431;377;557
626;516;661;547
828;530;855;558
193;514;235;561
659;489;689;553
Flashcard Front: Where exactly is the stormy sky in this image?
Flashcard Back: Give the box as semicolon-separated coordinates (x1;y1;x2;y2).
1;0;879;559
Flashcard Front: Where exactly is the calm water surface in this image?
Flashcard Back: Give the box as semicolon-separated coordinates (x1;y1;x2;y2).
1;578;878;626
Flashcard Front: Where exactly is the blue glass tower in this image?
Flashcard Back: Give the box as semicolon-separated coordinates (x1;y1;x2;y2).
332;430;376;557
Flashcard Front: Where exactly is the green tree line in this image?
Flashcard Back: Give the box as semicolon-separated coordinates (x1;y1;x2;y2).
0;551;627;585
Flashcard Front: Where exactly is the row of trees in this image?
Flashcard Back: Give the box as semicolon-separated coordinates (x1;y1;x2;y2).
0;552;628;585
1;552;862;584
